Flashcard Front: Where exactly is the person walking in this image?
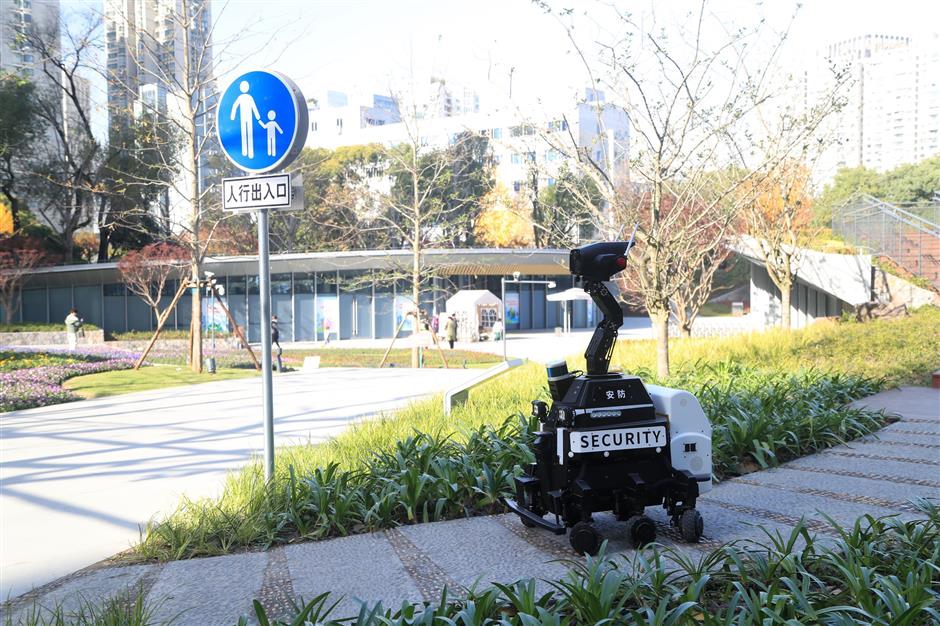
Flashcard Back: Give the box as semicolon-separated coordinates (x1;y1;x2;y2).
271;315;282;371
323;317;332;345
445;314;457;350
492;317;504;342
64;308;81;351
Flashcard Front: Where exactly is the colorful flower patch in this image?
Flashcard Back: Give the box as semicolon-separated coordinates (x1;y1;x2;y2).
0;349;137;413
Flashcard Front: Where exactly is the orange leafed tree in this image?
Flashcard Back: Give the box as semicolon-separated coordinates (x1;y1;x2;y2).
474;184;534;248
743;159;815;330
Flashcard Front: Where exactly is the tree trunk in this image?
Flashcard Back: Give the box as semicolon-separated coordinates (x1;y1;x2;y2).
652;309;670;379
411;152;421;369
97;226;110;262
780;281;792;331
190;265;202;372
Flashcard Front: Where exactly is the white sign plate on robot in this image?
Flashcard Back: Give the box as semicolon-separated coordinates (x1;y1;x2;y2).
569;426;667;454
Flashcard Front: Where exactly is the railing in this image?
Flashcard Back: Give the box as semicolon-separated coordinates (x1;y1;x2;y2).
832;194;940;288
443;358;525;415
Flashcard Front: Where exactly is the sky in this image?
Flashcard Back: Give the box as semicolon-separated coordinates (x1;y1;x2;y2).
61;0;940;134
207;0;940;110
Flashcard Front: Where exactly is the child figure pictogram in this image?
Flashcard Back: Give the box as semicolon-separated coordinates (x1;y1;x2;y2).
259;110;283;157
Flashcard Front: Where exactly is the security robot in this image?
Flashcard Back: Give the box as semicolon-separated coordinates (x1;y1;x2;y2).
504;237;712;554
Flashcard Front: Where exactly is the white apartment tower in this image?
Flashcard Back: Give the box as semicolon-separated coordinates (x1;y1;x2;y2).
104;0;216;229
0;0;60;83
810;34;940;178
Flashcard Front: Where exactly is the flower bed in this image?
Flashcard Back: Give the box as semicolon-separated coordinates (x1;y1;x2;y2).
0;349;137;412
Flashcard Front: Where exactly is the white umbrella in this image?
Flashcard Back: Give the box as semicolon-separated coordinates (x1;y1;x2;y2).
546;288;591;334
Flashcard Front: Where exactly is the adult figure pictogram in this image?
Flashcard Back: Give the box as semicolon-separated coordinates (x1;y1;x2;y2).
231;80;261;158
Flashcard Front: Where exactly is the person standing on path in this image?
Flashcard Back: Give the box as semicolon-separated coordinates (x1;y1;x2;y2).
64;308;81;351
271;315;282;371
445;314;457;349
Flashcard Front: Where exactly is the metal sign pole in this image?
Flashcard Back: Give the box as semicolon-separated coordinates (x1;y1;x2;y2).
257;207;275;481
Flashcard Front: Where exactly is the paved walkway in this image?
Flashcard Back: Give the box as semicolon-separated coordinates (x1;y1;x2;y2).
0;367;481;600
2;386;937;625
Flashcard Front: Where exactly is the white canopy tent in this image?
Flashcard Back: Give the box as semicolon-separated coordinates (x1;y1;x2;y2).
445;289;502;341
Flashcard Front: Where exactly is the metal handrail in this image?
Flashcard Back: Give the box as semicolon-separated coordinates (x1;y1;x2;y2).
832;193;940;289
836;194;940;237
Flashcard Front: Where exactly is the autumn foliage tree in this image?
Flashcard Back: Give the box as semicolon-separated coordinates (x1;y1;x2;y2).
117;242;189;326
474;184;533;248
0;237;48;323
743;160;815;330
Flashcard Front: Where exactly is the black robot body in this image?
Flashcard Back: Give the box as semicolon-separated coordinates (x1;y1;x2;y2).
504;235;709;554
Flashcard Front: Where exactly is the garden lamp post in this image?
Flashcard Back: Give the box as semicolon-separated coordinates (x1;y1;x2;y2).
501;272;556;361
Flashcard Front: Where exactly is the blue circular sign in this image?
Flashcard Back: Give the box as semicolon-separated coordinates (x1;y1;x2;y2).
216;70;308;174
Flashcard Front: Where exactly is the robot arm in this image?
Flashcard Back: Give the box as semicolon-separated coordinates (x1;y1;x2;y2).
582;280;623;376
569;229;636;376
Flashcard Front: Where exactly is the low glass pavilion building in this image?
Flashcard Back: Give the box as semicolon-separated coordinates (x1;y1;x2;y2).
13;249;602;342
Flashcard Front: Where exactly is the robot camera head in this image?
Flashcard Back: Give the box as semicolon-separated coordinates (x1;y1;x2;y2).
569;240;634;282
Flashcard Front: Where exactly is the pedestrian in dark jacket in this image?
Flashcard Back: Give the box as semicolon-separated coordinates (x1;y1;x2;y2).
445;315;457;349
271;315;282;371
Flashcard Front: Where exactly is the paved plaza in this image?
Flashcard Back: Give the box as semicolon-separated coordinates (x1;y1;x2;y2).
2;386;936;625
0;367;481;599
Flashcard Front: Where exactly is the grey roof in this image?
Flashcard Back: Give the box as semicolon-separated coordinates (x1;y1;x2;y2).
24;248;572;288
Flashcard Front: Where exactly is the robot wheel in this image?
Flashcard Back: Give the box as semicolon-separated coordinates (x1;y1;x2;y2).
678;509;704;542
568;522;601;555
625;515;657;548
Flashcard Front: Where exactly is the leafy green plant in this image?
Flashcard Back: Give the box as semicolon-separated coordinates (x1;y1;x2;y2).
134;309;937;561
244;501;940;625
4;586;167;626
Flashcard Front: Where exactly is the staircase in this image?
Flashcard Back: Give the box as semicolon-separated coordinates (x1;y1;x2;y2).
833;194;940;289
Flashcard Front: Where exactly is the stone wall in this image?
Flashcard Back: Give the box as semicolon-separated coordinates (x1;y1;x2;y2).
0;329;105;346
873;268;940;309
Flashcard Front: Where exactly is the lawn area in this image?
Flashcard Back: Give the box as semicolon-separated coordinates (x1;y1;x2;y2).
611;305;940;386
63;366;259;399
135;307;939;562
282;347;500;369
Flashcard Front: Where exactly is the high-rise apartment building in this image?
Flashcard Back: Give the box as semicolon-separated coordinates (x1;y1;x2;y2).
104;0;216;228
809;34;940;179
0;0;59;83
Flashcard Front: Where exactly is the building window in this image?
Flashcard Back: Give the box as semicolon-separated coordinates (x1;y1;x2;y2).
526;151;536;162
511;153;522;165
513;181;523;193
547;177;556;186
336;118;343;129
491;128;502;139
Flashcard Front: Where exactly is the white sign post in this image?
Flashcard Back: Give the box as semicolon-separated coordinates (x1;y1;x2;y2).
217;70;308;481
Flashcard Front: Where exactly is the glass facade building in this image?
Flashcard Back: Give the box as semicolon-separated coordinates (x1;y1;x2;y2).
11;249;601;340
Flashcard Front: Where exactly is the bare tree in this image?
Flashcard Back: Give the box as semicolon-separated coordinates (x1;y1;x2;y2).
742;70;848;330
374;94;492;366
23;15;102;263
117;242;188;323
536;0;816;377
